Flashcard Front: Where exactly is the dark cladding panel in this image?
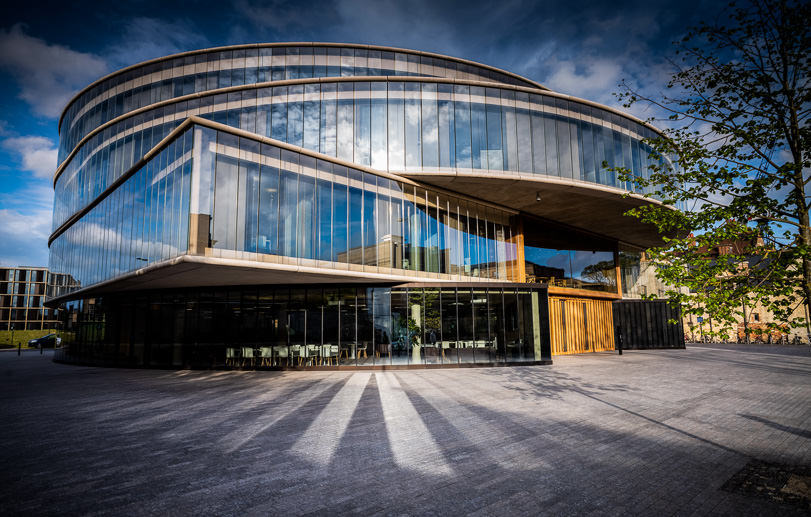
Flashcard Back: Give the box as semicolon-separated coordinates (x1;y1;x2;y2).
612;300;685;350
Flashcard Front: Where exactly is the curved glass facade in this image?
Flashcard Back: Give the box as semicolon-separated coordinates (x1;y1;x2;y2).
48;43;672;368
58;44;539;164
54;79;663;231
50;123;519;294
49;128;194;290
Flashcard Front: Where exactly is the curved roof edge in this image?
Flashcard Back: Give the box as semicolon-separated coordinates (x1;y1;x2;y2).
54;75;665;186
58;42;548;130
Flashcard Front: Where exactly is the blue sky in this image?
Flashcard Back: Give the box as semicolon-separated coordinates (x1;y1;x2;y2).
0;0;712;267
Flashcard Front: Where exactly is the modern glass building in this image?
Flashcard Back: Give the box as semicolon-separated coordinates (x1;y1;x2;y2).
48;43;674;368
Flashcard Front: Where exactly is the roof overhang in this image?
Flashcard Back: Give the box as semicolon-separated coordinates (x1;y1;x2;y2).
402;172;672;249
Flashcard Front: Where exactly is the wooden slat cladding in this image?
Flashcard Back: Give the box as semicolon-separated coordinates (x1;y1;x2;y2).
549;296;615;355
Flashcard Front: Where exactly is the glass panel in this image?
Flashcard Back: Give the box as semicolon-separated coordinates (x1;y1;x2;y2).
485;88;503;170
571;250;616;292
407;288;423;364
271;86;287;142
370;82;388;170
440;288;458;364
376;185;391;269
302;84;320;151
503;289;520;361
404;83;421;169
363;176;377;267
348;185;363;264
556;115;573;179
320;83;337;156
518;289;541;361
423;288;441;364
470;87;486;169
391;288;409;365
278;166;298;257
297;172;315;260
457;288;474;363
323;289;339;365
421;83;438;169
373;287;391;365
437;84;455;168
387;82;404;171
357;288;373;365
472;288;489;363
337;83;354;162
525;246;572;287
289;289;305;366
339;288;356;365
389;182;403;270
454;85;471;168
582;120;596;183
316;176;332;261
354;82;371;166
244;156;260;252
502;90;518;171
212;137;238;250
488;289;505;363
332;173;348;263
258;145;280;255
426;194;439;273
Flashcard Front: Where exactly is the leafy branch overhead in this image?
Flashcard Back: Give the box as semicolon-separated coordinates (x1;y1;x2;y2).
612;0;810;341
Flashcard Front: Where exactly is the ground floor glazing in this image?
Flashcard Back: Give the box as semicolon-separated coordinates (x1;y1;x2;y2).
55;284;552;368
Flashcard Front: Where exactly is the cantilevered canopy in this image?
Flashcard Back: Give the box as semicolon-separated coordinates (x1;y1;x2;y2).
402;172;669;249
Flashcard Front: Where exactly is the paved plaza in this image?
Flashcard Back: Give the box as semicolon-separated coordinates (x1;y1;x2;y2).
1;344;810;516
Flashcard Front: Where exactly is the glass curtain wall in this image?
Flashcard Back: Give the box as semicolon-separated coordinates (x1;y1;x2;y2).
56;285;549;368
48;128;194;292
196;125;515;281
59;46;537;162
54;81;667;232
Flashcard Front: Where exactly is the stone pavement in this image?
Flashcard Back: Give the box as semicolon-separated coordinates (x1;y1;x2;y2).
1;345;809;516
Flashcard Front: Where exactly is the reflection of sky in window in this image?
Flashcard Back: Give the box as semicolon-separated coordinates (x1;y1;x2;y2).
571;250;614;277
525;247;615;279
525;246;569;271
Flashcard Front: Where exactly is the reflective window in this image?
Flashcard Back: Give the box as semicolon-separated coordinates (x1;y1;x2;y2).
55;81;663;232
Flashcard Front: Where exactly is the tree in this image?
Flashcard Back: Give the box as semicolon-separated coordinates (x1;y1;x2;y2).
614;0;810;341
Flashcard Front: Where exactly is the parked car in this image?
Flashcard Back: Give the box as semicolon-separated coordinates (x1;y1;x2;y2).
28;334;60;348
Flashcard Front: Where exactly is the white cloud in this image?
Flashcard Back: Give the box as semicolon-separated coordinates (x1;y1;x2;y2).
0;24;108;119
0;197;53;266
1;135;57;178
544;58;624;104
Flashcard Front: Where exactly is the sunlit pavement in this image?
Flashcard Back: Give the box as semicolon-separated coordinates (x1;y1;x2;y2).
1;345;810;516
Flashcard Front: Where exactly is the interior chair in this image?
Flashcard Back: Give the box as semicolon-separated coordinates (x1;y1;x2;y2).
241;347;255;367
306;344;320;366
225;347;237;366
259;347;272;367
273;345;289;366
290;345;303;366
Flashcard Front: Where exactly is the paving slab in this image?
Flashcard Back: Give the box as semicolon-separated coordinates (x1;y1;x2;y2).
1;344;809;515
